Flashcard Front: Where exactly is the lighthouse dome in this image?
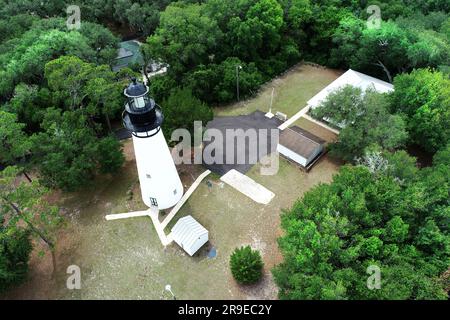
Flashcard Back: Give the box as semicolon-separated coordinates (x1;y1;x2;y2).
125;77;148;97
122;78;164;134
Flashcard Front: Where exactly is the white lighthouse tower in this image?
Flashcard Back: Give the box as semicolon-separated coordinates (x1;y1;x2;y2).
122;78;183;209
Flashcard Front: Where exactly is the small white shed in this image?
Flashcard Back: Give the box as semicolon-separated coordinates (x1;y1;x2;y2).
277;126;325;168
171;215;209;256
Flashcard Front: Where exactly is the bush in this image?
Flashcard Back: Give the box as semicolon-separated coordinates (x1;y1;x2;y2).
0;228;33;292
230;246;264;284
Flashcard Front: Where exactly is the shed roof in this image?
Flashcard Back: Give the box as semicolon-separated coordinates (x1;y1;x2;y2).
279;126;325;159
307;69;394;109
171;216;208;250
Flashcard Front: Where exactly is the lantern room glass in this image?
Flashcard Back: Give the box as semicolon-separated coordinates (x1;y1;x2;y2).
128;95;151;111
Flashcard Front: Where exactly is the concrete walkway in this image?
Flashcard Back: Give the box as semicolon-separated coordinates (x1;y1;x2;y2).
278;105;310;130
105;210;153;221
278;105;341;137
105;169;211;247
220;169;274;205
161;170;211;229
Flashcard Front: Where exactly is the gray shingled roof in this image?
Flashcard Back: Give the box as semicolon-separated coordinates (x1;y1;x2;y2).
279;126;325;159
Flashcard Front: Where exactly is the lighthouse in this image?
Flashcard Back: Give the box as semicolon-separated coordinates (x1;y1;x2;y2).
122;78;183;209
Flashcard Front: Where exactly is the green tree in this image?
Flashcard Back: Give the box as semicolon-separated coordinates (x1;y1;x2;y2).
227;0;284;60
279;0;312;30
390;69;450;153
3;83;51;132
306;4;351;64
162;87;213;138
433;143;450;167
331;16;450;82
126;2;160;36
273;164;449;300
0;226;32;292
312;85;408;162
148;74;178;102
230;246;264;284
30;108;124;191
186;57;263;104
44;56;135;132
332;18;410;82
0;29;95;99
0;13;37;43
0;166;62;276
147;2;222;77
0;111;30;165
384;150;419;184
0;17;118;100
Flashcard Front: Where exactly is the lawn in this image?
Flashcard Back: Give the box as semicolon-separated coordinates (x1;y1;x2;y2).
215;64;342;118
2;64;342;300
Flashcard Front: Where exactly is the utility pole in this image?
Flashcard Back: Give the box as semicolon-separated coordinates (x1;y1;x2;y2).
269;87;275;114
236;65;242;101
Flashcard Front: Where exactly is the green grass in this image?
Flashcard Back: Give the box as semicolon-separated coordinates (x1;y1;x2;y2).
215;64;342;118
292;117;338;144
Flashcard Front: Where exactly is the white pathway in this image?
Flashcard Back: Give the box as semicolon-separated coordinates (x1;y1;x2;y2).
278;105;310;130
161;170;211;229
277;105;340;135
220;169;275;205
105;169;211;247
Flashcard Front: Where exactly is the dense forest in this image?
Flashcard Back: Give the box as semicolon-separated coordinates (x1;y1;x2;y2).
0;0;448;299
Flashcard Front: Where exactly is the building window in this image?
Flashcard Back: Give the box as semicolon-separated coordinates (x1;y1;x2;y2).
146;174;151;179
150;197;158;207
173;189;177;195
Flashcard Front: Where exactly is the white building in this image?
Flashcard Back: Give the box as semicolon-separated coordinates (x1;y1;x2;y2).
171;216;209;256
277;126;326;169
308;69;394;109
307;69;394;129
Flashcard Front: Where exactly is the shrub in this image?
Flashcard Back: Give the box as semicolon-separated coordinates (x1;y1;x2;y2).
230;246;264;284
0;228;33;292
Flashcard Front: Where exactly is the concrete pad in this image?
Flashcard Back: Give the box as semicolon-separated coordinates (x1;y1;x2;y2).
220;169;275;205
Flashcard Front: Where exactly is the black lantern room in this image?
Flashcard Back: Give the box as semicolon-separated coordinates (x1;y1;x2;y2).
122;78;164;136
